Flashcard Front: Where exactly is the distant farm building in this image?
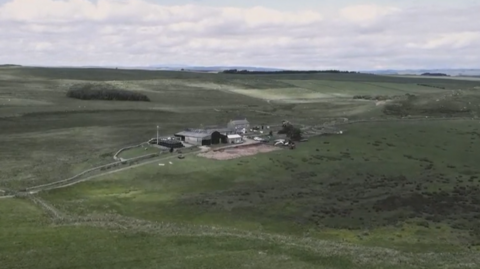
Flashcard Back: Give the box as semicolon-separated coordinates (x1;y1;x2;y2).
228;119;250;133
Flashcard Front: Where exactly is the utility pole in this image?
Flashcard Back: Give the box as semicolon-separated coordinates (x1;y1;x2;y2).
156;125;159;145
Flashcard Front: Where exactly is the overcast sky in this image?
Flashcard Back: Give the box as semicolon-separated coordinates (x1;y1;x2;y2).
0;0;479;70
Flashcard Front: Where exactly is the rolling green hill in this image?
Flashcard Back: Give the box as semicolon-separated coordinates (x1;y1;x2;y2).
1;67;480;269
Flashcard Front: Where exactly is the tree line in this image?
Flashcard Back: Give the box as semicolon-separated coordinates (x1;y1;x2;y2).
417;83;446;89
353;95;391;101
66;83;150;102
421;73;448;77
222;69;359;74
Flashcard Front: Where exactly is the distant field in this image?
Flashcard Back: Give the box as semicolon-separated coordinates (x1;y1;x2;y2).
388;75;480;82
2;67;480;268
283;80;447;94
229;88;338;101
227;80;446;102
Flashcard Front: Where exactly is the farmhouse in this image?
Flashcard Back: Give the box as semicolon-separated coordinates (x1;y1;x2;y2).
227;118;250;133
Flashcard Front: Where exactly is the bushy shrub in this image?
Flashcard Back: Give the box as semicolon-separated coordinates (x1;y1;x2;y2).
277;121;303;141
353;95;391;101
67;83;150;101
417;83;445;89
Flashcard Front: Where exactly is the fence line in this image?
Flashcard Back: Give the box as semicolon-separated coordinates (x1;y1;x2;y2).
113;142;148;161
25;143;160;193
27;194;63;219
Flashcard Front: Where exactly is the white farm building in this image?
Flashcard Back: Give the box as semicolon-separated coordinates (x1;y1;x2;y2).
227;134;243;144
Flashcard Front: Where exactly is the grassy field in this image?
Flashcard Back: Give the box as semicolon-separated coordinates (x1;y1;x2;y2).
42;121;480;241
2;66;480;268
389;75;480;82
1;199;344;269
117;144;159;159
2;119;478;268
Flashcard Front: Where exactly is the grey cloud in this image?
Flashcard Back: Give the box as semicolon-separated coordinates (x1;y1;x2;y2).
0;0;479;69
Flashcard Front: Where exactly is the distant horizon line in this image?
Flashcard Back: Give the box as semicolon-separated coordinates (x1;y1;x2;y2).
2;63;480;72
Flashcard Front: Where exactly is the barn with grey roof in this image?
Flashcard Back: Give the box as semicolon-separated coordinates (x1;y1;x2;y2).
174;128;235;146
174;118;249;146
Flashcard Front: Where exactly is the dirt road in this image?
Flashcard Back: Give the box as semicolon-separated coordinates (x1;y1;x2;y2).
25;150;202;194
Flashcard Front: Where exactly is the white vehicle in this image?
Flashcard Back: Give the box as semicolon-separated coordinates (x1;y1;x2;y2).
254;137;268;142
274;139;285;146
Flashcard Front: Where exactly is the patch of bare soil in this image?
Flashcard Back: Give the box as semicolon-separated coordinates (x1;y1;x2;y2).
198;146;210;152
376;100;391;106
198;144;280;160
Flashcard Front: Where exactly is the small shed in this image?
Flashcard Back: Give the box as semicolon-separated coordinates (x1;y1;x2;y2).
227;134;242;144
211;131;228;144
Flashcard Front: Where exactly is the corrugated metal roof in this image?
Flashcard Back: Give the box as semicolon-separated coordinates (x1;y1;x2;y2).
176;125;234;137
206;127;232;133
204;125;220;129
175;131;210;138
229;119;249;125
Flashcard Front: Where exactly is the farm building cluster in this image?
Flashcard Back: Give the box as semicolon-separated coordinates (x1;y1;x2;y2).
150;118;344;151
144;118;348;161
150;119;259;148
174;119;250;146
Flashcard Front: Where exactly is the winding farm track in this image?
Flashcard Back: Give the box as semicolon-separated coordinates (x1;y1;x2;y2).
26;149;203;194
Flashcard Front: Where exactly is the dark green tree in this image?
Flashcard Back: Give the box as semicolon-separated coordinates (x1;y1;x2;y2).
278;121;303;141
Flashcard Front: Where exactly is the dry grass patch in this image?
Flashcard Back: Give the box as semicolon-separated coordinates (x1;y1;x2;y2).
229;88;334;100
